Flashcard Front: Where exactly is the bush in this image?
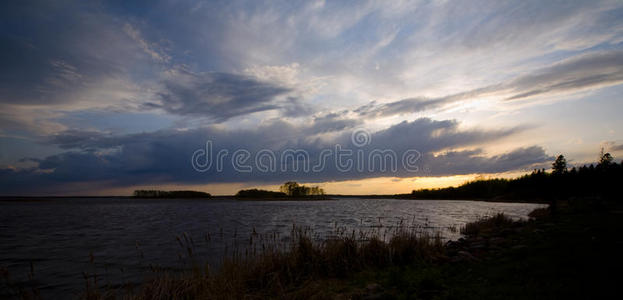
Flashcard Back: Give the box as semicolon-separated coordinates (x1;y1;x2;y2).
460;213;516;236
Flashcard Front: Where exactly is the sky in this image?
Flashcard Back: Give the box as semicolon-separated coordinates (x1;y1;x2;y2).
1;0;623;196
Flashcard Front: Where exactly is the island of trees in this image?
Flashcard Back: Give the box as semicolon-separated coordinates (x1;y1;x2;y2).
279;181;325;197
133;190;211;198
235;181;326;200
410;150;622;202
132;182;326;200
235;189;287;198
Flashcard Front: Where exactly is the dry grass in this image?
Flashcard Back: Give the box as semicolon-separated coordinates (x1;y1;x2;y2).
460;213;517;236
3;214;530;299
75;225;445;299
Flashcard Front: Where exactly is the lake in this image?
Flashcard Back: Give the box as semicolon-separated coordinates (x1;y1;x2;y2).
0;198;545;297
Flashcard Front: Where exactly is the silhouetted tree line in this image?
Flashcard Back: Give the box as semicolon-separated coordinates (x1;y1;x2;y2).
280;181;325;197
412;151;623;202
235;182;325;199
133;190;211;198
235;189;287;198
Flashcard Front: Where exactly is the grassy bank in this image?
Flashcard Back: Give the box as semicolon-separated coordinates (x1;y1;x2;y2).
80;226;446;299
350;200;623;299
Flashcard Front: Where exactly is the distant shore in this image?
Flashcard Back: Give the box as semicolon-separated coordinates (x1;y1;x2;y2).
0;195;544;203
0;195;547;203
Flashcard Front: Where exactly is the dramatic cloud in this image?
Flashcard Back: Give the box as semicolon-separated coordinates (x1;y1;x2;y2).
355;98;444;118
304;112;362;134
1;1;621;194
0;118;550;194
504;51;623;100
46;129;114;150
354;50;623;118
0;1;168;137
146;68;294;121
0;2;155;107
354;85;498;118
425;147;552;175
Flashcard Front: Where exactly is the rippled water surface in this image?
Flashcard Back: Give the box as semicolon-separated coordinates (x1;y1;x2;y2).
0;197;545;297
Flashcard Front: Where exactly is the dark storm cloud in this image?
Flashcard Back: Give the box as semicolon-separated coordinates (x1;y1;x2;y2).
2;0;305;128
305;112;361;134
0;118;550;194
363;119;523;154
47;130;111;150
425;146;551;176
0;1;150;106
147;69;293;121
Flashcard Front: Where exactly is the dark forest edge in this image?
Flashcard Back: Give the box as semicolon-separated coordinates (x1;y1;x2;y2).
408;151;622;203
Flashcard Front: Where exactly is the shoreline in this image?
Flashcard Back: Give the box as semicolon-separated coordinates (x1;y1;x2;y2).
3;199;618;298
94;200;623;298
132;200;620;298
